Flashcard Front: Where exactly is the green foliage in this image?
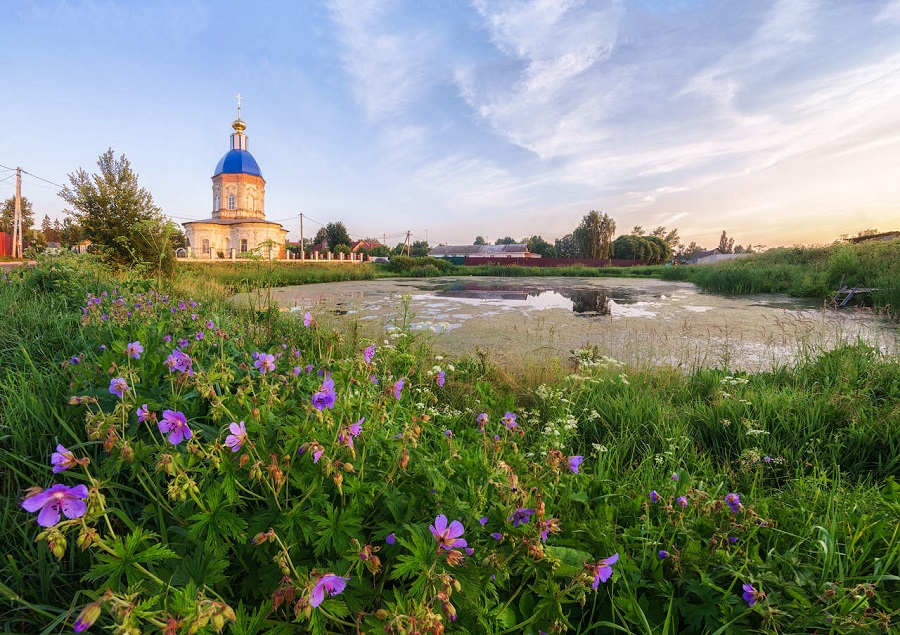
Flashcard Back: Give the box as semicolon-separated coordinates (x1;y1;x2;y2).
59;149;177;276
2;260;900;634
0;195;35;233
573;210;616;260
383;255;452;275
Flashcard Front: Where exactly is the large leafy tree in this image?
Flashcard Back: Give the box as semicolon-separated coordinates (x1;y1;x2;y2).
0;196;35;233
574;210;616;260
718;230;735;254
59;149;178;274
473;236;487;245
525;235;556;258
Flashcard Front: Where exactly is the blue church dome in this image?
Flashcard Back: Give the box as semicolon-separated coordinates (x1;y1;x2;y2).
213;149;263;178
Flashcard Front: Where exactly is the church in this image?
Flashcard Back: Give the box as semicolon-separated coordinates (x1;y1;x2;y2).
183;105;287;259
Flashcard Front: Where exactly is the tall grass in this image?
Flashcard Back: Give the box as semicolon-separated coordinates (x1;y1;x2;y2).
2;256;899;633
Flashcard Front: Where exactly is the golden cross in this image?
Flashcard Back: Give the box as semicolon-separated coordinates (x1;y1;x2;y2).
236;93;242;119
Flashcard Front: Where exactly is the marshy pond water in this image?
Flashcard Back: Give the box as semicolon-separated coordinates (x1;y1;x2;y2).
237;277;899;371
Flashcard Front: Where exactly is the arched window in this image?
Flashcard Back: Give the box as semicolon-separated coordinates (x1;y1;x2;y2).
240;239;248;253
249;195;255;211
228;194;235;210
202;239;210;254
215;194;220;210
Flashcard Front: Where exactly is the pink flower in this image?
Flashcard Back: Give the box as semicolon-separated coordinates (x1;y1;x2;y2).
363;344;376;364
108;377;129;398
348;418;363;437
158;410;192;445
50;444;77;473
303;312;313;327
254;353;276;374
20;483;90;527
393;377;405;400
590;553;619;588
225;421;247;452
429;514;467;551
309;574;349;608
125;340;143;359
436;370;446;387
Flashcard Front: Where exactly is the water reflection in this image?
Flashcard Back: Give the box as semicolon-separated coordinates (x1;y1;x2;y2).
436;283;612;315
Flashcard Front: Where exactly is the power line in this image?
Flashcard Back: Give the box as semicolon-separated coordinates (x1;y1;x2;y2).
21;169;65;189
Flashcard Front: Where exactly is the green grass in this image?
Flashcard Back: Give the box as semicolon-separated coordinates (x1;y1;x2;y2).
2;255;899;634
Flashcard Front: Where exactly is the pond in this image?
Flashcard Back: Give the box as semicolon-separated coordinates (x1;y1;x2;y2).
235;276;899;371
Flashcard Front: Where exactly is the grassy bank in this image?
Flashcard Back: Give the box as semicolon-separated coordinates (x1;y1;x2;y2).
2;254;898;634
177;260;376;293
661;240;900;321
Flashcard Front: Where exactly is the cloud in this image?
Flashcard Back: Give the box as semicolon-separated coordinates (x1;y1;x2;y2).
327;0;441;121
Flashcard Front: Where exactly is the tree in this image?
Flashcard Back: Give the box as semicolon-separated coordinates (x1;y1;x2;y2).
718;230;735;254
473;236;487;245
59;149;177;274
41;214;61;243
574;210;616;260
494;236;516;245
59;217;83;248
631;225;645;236
679;241;704;261
554;233;580;258
1;196;35;234
651;226;680;251
410;240;430;256
525;235;556;258
325;222;352;250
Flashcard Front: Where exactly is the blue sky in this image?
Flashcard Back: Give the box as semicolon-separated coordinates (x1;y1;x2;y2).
3;0;900;249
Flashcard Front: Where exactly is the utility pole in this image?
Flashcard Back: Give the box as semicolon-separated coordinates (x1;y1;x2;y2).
13;167;22;259
405;230;411;257
299;212;304;260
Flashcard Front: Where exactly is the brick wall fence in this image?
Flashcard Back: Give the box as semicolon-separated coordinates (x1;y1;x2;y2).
463;257;649;267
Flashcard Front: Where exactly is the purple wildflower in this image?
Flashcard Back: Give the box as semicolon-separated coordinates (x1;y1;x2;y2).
671;472;679;481
312;377;336;411
728;536;739;544
69;356;80;365
254;353;276;374
742;583;760;607
393;378;405;400
507;507;535;527
303;312;313;327
225;421;248;452
165;349;194;376
568;455;584;474
386;532;396;545
479;516;488;525
676;496;688;508
591;553;619;588
491;532;503;540
313;449;324;463
501;412;517;429
309;574;350;608
195;331;204;341
436;370;445;387
725;492;743;513
125;341;143;359
163;335;172;343
158;410;192;445
108;377;129;398
20;483;90;527
137;403;152;422
429;514;467;551
348;418;363;437
444;429;453;438
363;344;376;364
476;413;488;432
206;320;215;328
177;338;189;348
50;444;77;473
649;490;661;503
658;550;670;560
370;373;378;384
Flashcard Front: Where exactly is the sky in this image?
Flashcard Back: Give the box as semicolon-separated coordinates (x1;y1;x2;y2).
3;0;900;250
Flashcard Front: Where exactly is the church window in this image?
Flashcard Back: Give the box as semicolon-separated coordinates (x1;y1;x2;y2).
249;195;255;211
228;194;236;210
240;239;248;253
215;194;220;210
202;239;210;254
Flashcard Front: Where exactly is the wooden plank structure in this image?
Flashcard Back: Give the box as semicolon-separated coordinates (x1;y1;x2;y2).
831;276;877;308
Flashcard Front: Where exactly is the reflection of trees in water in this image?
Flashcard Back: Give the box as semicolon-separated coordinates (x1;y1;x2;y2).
559;289;610;315
437;283;613;314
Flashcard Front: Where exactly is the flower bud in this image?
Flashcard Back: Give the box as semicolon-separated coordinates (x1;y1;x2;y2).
50;533;68;560
77;527;98;550
333;472;344;495
73;602;102;633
